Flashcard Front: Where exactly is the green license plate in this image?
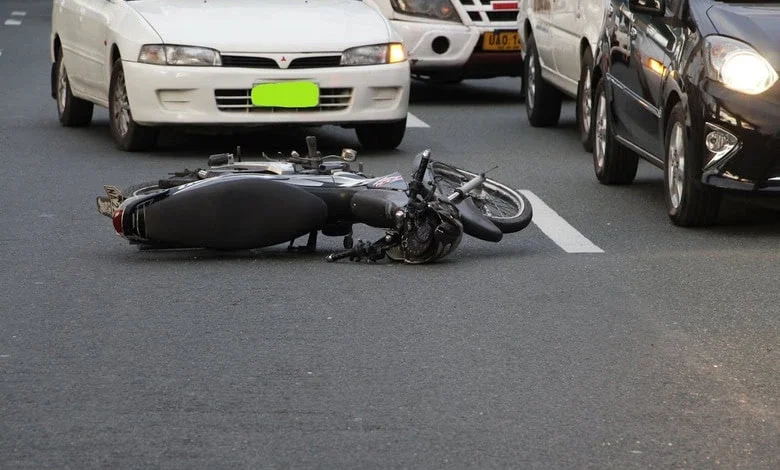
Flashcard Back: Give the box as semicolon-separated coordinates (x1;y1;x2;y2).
250;81;319;108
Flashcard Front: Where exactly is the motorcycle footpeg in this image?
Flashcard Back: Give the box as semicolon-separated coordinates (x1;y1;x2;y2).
326;240;374;262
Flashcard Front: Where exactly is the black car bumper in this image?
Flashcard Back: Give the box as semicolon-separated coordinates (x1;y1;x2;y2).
697;80;780;192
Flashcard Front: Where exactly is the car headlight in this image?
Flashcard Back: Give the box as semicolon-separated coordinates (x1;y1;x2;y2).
138;45;222;66
704;36;778;95
390;0;459;22
340;43;407;66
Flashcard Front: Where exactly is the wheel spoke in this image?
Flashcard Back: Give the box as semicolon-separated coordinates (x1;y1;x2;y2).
57;60;68;112
527;53;535;106
595;93;607;169
581;73;591;133
668;123;685;209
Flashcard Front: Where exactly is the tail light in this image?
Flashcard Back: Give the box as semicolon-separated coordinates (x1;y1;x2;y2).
112;209;124;235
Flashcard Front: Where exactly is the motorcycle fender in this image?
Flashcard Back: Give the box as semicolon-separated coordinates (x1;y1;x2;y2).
350;189;409;228
456;198;503;242
141;176;328;250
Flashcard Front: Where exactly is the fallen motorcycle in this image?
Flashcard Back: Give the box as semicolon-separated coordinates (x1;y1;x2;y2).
96;136;532;263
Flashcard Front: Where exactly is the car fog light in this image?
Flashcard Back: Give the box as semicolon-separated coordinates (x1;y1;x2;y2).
703;123;740;170
706;130;737;153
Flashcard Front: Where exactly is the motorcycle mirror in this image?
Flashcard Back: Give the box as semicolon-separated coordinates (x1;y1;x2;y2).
341;148;357;162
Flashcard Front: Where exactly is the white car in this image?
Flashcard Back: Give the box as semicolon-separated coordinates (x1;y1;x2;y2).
366;0;523;83
517;0;608;151
50;0;411;151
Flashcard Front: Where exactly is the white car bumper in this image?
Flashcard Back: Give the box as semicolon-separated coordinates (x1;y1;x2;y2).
121;61;410;126
391;20;523;78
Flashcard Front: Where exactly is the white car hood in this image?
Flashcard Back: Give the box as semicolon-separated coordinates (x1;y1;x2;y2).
128;0;392;53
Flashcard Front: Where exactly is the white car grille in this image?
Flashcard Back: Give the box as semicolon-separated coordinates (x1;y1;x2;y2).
215;88;353;113
456;0;519;26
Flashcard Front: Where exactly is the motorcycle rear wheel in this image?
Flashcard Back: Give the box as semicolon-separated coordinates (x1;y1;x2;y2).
429;162;533;233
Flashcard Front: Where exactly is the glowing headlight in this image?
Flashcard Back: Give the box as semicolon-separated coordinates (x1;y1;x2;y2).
341;43;407;66
390;0;460;22
705;36;778;95
138;45;222;66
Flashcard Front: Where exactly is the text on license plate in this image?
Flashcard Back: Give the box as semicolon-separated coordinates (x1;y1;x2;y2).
251;81;319;108
482;31;521;51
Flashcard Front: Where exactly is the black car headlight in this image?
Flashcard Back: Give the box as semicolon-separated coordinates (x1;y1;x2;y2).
704;36;778;95
390;0;460;22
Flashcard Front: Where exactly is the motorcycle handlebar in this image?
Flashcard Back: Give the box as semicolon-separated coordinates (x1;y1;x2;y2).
414;149;431;183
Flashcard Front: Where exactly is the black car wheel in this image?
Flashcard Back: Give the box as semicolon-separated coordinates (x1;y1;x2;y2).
592;79;638;185
664;103;721;226
576;46;595;152
109;58;158;152
55;50;94;127
524;33;562;127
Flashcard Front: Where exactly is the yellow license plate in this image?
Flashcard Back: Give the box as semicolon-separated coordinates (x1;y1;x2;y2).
482;31;521;51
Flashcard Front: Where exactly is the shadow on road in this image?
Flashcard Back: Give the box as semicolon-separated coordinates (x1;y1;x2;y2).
613;176;780;231
410;77;525;105
73;119;390;160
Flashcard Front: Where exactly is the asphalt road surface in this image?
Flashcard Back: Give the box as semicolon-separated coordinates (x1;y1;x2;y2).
1;2;778;469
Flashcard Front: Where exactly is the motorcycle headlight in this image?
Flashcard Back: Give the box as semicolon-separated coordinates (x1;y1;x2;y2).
390;0;460;22
704;36;778;95
340;43;407;66
138;45;222;66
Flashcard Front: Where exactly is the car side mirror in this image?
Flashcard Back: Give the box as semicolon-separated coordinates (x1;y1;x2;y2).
629;0;666;16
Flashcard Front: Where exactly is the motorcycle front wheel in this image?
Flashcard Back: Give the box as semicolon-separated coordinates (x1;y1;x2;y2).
429;162;533;233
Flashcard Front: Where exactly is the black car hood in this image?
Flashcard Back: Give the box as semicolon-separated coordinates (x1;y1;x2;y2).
706;2;780;69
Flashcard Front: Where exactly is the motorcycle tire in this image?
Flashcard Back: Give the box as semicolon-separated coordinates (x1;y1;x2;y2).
429;162;533;233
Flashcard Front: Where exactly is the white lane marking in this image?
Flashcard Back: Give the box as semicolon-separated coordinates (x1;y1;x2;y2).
11;12;27;16
520;190;604;253
406;112;430;128
4;19;22;26
0;50;3;58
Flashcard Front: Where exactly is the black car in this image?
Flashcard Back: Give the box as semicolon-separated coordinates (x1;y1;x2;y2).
590;0;779;225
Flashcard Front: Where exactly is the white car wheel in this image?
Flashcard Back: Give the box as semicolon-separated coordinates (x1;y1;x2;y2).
108;59;158;152
54;50;93;127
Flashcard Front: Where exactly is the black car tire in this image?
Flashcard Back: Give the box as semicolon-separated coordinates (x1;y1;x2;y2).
576;46;595;152
592;79;638;185
664;103;721;226
524;33;562;127
355;118;406;150
54;50;94;127
109;59;158;152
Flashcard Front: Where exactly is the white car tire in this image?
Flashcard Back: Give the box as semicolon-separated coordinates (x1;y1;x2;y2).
55;50;94;127
355;118;406;151
109;59;158;152
576;47;595;152
524;33;562;127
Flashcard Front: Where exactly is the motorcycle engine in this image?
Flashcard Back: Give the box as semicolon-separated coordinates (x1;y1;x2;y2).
391;202;463;264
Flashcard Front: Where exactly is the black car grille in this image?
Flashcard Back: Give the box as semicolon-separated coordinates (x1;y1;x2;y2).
289;56;342;69
220;55;342;69
768;135;780;178
215;88;352;113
